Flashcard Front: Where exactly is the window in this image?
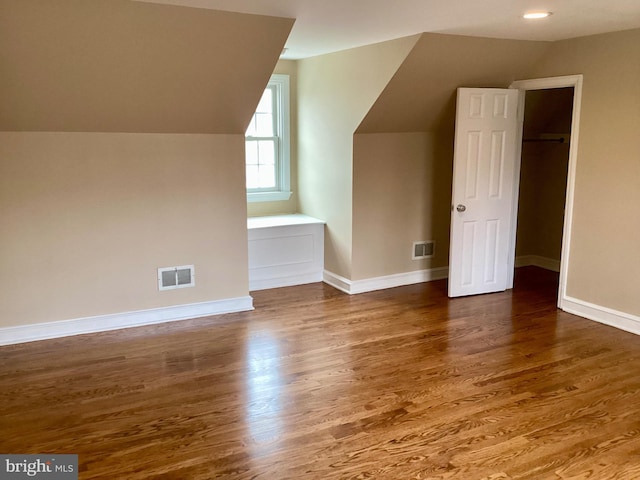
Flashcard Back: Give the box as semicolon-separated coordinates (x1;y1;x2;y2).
245;74;291;203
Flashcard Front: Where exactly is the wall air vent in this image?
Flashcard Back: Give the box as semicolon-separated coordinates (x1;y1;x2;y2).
158;265;195;291
412;241;435;260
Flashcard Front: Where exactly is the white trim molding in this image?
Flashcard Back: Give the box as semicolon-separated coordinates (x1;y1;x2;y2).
509;74;584;309
324;267;449;295
561;296;640;336
247;190;292;203
250;272;323;291
515;255;561;272
0;296;254;346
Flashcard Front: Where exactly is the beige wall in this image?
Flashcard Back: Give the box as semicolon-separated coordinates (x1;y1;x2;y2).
352;132;452;279
0;133;248;328
351;34;550;281
247;60;299;217
350;29;639;319
530;28;640;316
0;1;292;329
297;36;419;278
3;0;637;332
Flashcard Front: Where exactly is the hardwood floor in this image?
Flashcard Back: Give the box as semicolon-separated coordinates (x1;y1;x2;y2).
2;267;640;479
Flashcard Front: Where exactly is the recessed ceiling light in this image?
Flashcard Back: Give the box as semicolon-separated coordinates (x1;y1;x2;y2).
523;11;552;19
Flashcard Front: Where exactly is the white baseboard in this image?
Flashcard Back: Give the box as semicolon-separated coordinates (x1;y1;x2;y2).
515;255;561;272
322;270;353;294
0;296;254;346
561;296;640;336
324;267;449;295
250;272;323;291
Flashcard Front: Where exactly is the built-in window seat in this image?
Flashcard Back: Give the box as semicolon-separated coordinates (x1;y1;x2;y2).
247;214;325;291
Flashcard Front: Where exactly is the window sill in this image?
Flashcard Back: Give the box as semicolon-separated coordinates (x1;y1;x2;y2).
247;191;292;203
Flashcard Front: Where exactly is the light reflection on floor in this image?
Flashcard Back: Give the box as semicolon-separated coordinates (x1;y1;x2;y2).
245;329;284;448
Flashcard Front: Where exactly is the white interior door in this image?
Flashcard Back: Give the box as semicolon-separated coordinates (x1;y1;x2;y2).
449;88;521;297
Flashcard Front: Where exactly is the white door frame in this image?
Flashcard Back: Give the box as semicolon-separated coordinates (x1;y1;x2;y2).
507;74;584;309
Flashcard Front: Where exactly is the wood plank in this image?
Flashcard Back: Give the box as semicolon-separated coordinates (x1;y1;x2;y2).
1;267;640;479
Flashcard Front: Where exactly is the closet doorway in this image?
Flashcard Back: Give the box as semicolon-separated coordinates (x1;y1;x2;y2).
514;88;573;299
509;75;583;307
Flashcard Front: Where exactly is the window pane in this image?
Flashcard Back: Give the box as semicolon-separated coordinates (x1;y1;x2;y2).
245;141;258;165
245;75;289;198
255;113;273;137
259;165;276;189
257;89;273;114
246;165;260;189
258;140;275;165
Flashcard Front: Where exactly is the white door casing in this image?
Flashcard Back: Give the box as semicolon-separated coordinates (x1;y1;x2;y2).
448;88;521;297
509;75;583;308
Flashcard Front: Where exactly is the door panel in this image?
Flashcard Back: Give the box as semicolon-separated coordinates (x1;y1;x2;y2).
449;88;520;297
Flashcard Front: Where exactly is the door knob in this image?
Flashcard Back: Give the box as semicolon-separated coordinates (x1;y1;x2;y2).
456;204;466;212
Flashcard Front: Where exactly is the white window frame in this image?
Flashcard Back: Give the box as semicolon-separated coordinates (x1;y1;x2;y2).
246;74;291;203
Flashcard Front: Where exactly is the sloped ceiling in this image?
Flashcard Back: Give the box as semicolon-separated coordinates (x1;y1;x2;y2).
0;0;294;133
356;33;552;134
138;0;640;60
